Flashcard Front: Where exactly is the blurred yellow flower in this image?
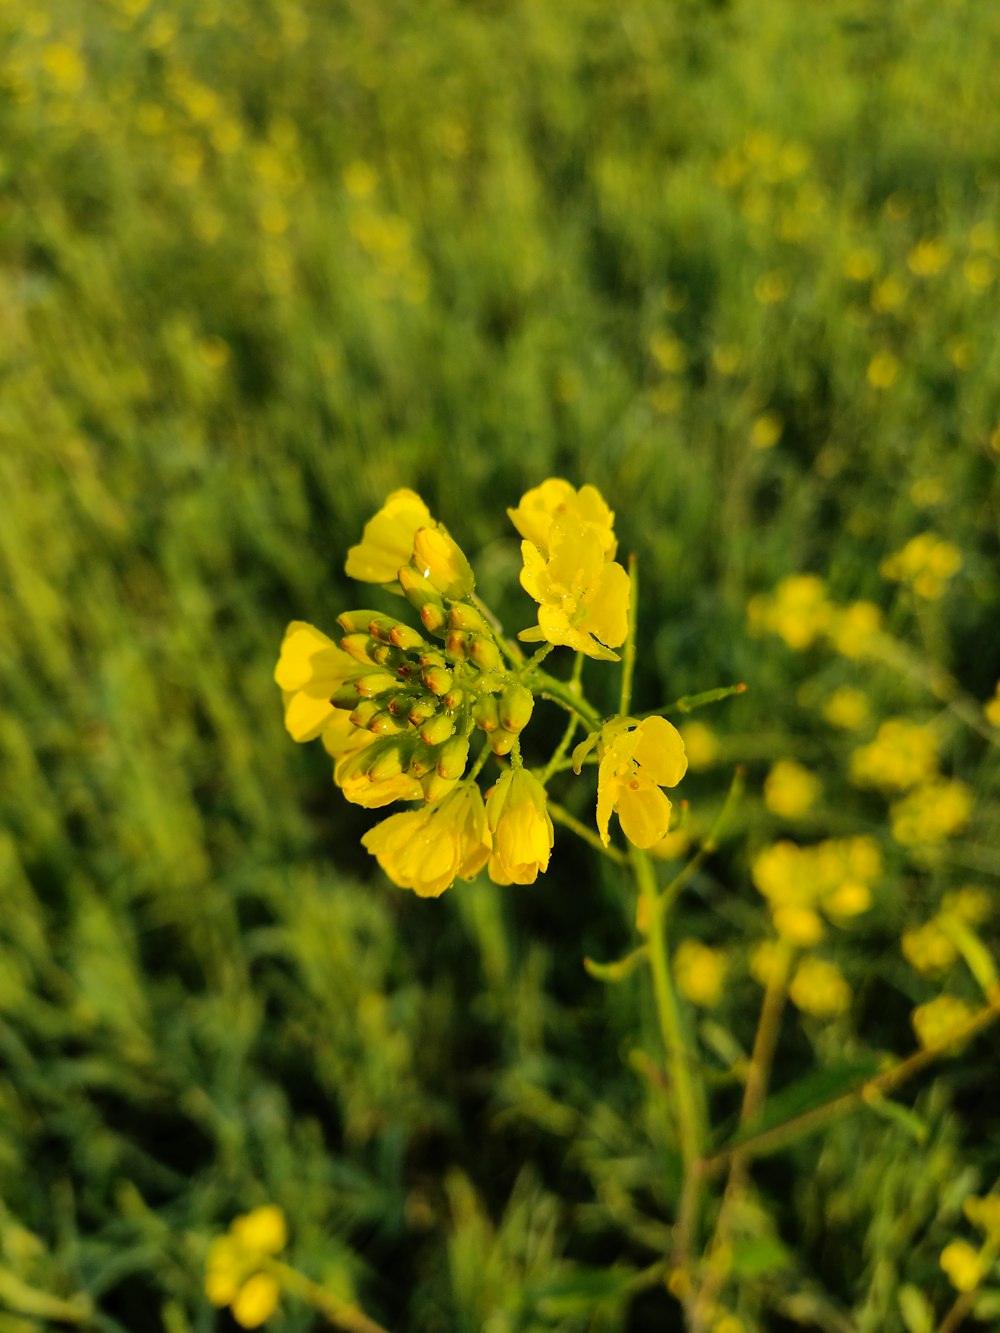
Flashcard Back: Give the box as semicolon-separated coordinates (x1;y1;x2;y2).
679;721;719;770
890;779;972;846
866;350;899;390
751;410;783;450
486;769;554;885
965;1195;1000;1242
206;1206;286;1329
673;939;727;1007
345;488;433;584
821;687;870;730
984;682;1000;728
362;783;491;897
752;837;878;938
649;331;688;374
764;759;821;818
789;957;851;1017
942;886;991;925
881;532;962;600
410;526;475;599
850;718;939;792
907;239;950;276
518;515;630;660
508;478;617;559
912;994;974;1051
336;739;425;808
902;920;958;974
940;1239;984;1293
274;622;362;742
748;574;833;650
829;600;883;658
595;716;687;849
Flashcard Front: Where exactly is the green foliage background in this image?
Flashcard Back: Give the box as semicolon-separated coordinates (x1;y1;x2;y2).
1;0;998;1329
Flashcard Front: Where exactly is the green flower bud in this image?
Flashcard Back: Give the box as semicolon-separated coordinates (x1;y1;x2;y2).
368;743;405;781
420;713;455;746
441;687;466;712
490;729;517;757
337;609;386;635
386;692;416;717
448;603;490;634
369;709;407;736
349;700;383;729
371;642;405;670
407;744;437;778
437;735;470;780
421;771;458;804
331;683;366;709
354;671;397;699
340;632;379;665
469;636;501;672
499;684;534;734
407;697;438;725
446;630;470;660
422;665;453;697
473;696;500;733
420;602;448;635
399;565;444;612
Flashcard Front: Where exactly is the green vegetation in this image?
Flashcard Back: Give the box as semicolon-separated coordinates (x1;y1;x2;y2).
2;0;999;1328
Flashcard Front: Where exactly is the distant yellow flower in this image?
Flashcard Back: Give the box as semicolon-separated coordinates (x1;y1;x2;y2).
890;779;972;846
912;995;974;1051
206;1206;286;1329
867;350;899;390
940;1239;985;1293
902;921;958;974
789;957;851;1017
274;622;362;742
907;239;950;277
595;716;687;849
850;718;939;792
821;687;870;731
764;759;821;818
984;682;1000;728
829;600;883;658
965;1195;1000;1242
751;410;783;450
748;574;833;650
345;488;433;584
673;940;727;1007
679;721;719;770
486;769;554;885
361;783;491;897
881;532;962;600
518;515;630;660
508;478;617;558
752;837;878;939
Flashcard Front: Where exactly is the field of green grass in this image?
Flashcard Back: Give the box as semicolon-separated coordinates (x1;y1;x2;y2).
2;0;999;1329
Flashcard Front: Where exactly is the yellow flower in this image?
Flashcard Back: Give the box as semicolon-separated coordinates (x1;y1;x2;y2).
881;532;962;600
911;994;974;1051
965;1195;1000;1242
752;837;879;938
940;1239;985;1293
518;515;630;659
508;478;617;559
902;920;958;974
345;488;433;584
205;1206;287;1329
764;759;821;818
985;681;1000;728
749;574;833;650
232;1206;287;1255
409;525;475;599
829;600;883;658
486;769;554;885
850;719;939;793
821;687;870;731
274;622;362;742
336;738;425;808
673;940;727;1007
321;709;379;783
595;716;687;849
232;1274;281;1329
789;957;851;1017
890;779;972;846
361;783;491;897
679;720;719;770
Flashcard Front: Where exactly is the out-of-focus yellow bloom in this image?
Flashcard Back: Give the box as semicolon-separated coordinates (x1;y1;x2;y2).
274;622;362;742
902;920;958;974
518;515;630;660
843;248;877;281
361;783;491;897
772;905;825;946
751;411;783;450
410;526;475;599
965;1195;1000;1242
907;239;950;276
673;940;727;1007
749;940;785;987
829;601;883;658
942;886;991;926
850;718;939;792
822;687;870;730
912;995;974;1051
649;331;688;374
940;1239;985;1293
867;350;899;390
508;478;617;559
764;759;821;818
752;837;879;939
890;779;972;846
679;721;719;770
984;682;1000;728
747;574;833;650
789;957;851;1017
345;488;433;584
206;1206;286;1329
881;532;962;600
647;827;692;860
320;710;378;783
486;769;554;885
594;717;687;849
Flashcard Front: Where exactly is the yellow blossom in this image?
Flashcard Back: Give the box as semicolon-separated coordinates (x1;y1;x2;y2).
749;940;785;987
673;940;727;1007
232;1206;287;1255
679;721;719;770
751;411;783;450
507;478;617;558
518;515;630;659
232;1273;281;1329
752;837;878;937
789;957;851;1017
890;779;972;846
942;886;991;926
773;905;825;946
829;600;883;658
984;682;1000;728
749;575;833;650
849;719;939;792
486;769;554;885
907;239;950;276
902;921;958;974
940;1239;985;1294
345;488;433;584
336;739;425;807
410;525;475;599
595;717;687;849
912;995;974;1051
822;687;870;730
881;532;962;600
205;1206;287;1328
320;710;378;783
764;759;821;818
274;622;362;742
965;1195;1000;1242
866;350;899;390
361;783;491;896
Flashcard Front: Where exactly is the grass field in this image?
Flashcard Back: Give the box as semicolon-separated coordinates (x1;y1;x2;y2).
2;0;1000;1329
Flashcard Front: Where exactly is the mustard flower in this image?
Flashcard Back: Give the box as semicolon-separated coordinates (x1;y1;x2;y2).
940;1240;985;1293
673;940;727;1007
518;514;630;660
850;718;939;792
594;716;688;849
763;759;821;818
344;488;432;584
361;783;491;897
486;768;554;885
409;525;475;599
508;478;617;558
205;1205;286;1329
335;738;426;808
274;621;362;742
789;957;851;1018
911;994;974;1051
890;778;972;846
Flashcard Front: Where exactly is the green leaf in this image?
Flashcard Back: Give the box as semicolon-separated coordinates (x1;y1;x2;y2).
524;1266;637;1318
863;1090;929;1143
719;1057;882;1153
729;1234;792;1278
898;1283;934;1333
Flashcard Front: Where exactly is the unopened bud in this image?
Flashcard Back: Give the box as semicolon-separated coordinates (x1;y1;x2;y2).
422;665;453;697
448;603;489;634
411;526;475;599
407;745;436;778
473;697;500;733
340;632;378;665
442;688;465;711
354;671;396;699
399;565;443;613
368;744;404;782
499;684;534;734
349;700;382;729
422;771;458;804
388;622;428;652
420;602;448;635
437;735;470;780
408;697;438;725
446;630;470;660
331;683;365;709
469;636;501;672
490;728;517;757
386;692;415;716
371;642;405;669
338;609;384;635
369;710;406;736
420;713;455;746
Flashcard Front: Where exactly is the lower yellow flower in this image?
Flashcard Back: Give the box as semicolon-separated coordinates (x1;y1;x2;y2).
206;1206;287;1330
337;739;424;807
789;957;851;1017
486;769;554;884
361;783;491;896
595;716;687;849
344;488;433;585
940;1239;985;1293
518;515;629;660
274;622;362;742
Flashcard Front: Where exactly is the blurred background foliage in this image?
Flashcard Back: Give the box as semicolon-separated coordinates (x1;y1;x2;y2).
1;0;999;1328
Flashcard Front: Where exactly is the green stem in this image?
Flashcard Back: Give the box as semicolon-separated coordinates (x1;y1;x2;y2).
644;682;748;718
660;767;745;914
548;801;627;864
271;1261;389;1333
620;554;638;716
467;738;494;783
531;668;602;731
540;656;584;783
631;847;707;1279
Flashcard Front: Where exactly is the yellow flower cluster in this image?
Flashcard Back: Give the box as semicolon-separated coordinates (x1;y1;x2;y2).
889;778;972;847
985;680;1000;728
788;956;851;1018
850;718;940;792
205;1206;286;1329
511;479;630;660
763;759;821;818
880;532;962;600
748;575;884;659
751;837;880;944
673;939;727;1007
911;994;974;1051
821;686;870;731
940;1239;985;1293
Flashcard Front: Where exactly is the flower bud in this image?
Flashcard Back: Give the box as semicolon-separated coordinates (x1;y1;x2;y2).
420;713;455;746
446;630;470;660
340;632;379;665
331;683;367;709
354;671;397;698
436;735;470;780
399;565;444;613
468;637;502;671
407;744;436;778
371;642;405;669
448;603;490;634
473;697;500;733
350;700;383;729
368;744;405;782
442;688;466;711
490;728;517;757
420;602;448;635
408;697;438;725
369;709;407;735
411;525;475;599
338;609;386;635
422;771;458;804
499;683;534;734
422;665;453;697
